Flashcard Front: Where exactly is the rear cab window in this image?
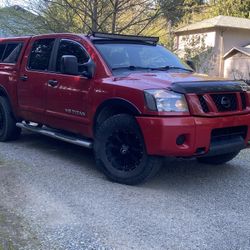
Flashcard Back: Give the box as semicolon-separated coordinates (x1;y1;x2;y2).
0;42;23;64
0;44;6;60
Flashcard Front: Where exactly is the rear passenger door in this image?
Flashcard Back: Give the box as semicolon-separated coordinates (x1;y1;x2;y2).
18;37;56;123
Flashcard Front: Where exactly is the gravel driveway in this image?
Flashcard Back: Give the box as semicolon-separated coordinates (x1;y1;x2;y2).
0;131;250;250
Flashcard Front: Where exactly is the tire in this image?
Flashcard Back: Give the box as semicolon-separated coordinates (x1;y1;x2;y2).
94;114;162;185
0;96;21;141
197;151;240;165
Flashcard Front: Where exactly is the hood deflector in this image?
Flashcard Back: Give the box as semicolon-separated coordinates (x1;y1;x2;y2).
170;81;249;94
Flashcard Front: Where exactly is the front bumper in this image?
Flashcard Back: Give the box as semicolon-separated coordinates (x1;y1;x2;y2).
136;114;250;157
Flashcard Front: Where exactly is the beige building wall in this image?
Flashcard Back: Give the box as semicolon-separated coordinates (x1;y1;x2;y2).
215;28;250;77
222;29;250;53
176;30;217;75
177;31;216;51
176;28;250;77
224;53;250;80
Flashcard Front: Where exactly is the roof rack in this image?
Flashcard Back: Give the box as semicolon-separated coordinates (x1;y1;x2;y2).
91;32;159;44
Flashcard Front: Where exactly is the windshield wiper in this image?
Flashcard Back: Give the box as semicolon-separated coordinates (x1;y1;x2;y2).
111;65;194;72
112;65;153;71
151;66;193;72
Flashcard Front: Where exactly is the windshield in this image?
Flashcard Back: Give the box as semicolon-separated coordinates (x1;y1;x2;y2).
94;42;192;75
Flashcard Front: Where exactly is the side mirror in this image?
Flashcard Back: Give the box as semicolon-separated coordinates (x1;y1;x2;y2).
82;59;96;79
61;55;78;75
186;59;196;71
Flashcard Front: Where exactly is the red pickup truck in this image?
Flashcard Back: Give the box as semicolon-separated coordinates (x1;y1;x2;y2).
0;32;249;184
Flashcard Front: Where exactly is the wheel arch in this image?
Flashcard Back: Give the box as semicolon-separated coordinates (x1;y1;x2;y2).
93;98;141;134
0;85;18;119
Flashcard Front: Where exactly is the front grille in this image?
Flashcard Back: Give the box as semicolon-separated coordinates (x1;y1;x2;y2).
211;93;237;112
211;126;247;142
198;95;209;113
197;91;248;114
241;93;247;110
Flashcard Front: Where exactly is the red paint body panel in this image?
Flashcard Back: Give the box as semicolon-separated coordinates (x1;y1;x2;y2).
137;114;250;156
0;33;249;157
0;37;31;115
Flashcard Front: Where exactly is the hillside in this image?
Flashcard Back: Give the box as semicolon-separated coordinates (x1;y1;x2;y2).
0;5;49;37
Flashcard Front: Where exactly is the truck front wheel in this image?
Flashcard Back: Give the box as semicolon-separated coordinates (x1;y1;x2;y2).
94;114;162;185
0;96;21;141
196;151;240;165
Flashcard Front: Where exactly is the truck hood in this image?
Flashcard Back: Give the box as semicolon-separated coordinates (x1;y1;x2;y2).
113;71;249;94
113;71;226;90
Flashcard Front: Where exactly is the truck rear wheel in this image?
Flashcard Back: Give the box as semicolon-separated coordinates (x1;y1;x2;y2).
0;96;21;141
196;151;240;165
94;114;162;185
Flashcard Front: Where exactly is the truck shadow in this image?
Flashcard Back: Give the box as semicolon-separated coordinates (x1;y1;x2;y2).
16;131;96;171
14;131;245;191
146;156;243;191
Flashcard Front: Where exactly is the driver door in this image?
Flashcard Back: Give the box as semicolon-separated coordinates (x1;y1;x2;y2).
45;38;92;135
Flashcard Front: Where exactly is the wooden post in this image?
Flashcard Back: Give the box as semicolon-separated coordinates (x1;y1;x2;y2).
219;29;224;77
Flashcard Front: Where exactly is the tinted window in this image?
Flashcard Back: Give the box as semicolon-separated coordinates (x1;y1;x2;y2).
2;43;23;63
56;40;89;72
0;44;6;61
95;43;191;75
29;39;55;71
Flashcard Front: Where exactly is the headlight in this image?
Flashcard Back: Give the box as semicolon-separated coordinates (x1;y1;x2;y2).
144;89;189;112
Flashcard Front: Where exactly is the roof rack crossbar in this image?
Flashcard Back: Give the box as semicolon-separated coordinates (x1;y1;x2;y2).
92;32;159;44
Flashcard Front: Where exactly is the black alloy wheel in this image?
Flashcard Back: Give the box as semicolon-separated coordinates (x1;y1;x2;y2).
94;114;162;185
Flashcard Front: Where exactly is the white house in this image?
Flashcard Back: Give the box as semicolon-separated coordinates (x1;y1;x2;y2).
175;15;250;78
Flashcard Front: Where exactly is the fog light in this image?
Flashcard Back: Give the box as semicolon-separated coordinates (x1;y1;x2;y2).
176;135;186;145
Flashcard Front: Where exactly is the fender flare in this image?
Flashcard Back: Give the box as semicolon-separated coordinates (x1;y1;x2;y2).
93;98;141;131
0;85;17;118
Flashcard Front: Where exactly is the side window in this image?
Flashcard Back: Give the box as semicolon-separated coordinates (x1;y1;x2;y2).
28;39;55;71
56;39;89;73
0;44;6;61
2;43;23;63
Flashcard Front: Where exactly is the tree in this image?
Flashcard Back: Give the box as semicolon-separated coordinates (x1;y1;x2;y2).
157;0;185;26
181;33;216;73
1;0;166;42
30;0;162;34
157;0;206;26
208;0;250;18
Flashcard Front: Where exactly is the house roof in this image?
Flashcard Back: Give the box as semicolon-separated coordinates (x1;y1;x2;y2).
224;46;250;59
176;15;250;34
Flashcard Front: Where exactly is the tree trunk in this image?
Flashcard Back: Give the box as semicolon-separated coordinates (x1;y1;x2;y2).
112;0;119;33
92;0;98;32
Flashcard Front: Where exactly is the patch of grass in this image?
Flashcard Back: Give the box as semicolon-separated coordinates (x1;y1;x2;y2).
0;208;42;250
0;240;15;250
0;214;5;224
0;160;6;167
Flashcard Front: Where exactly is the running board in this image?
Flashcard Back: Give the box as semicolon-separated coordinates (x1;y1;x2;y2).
16;123;93;148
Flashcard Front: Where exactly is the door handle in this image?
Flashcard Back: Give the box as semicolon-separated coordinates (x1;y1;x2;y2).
20;75;28;81
48;79;58;87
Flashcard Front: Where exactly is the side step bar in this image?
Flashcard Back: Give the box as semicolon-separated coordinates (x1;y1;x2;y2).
16;123;93;148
